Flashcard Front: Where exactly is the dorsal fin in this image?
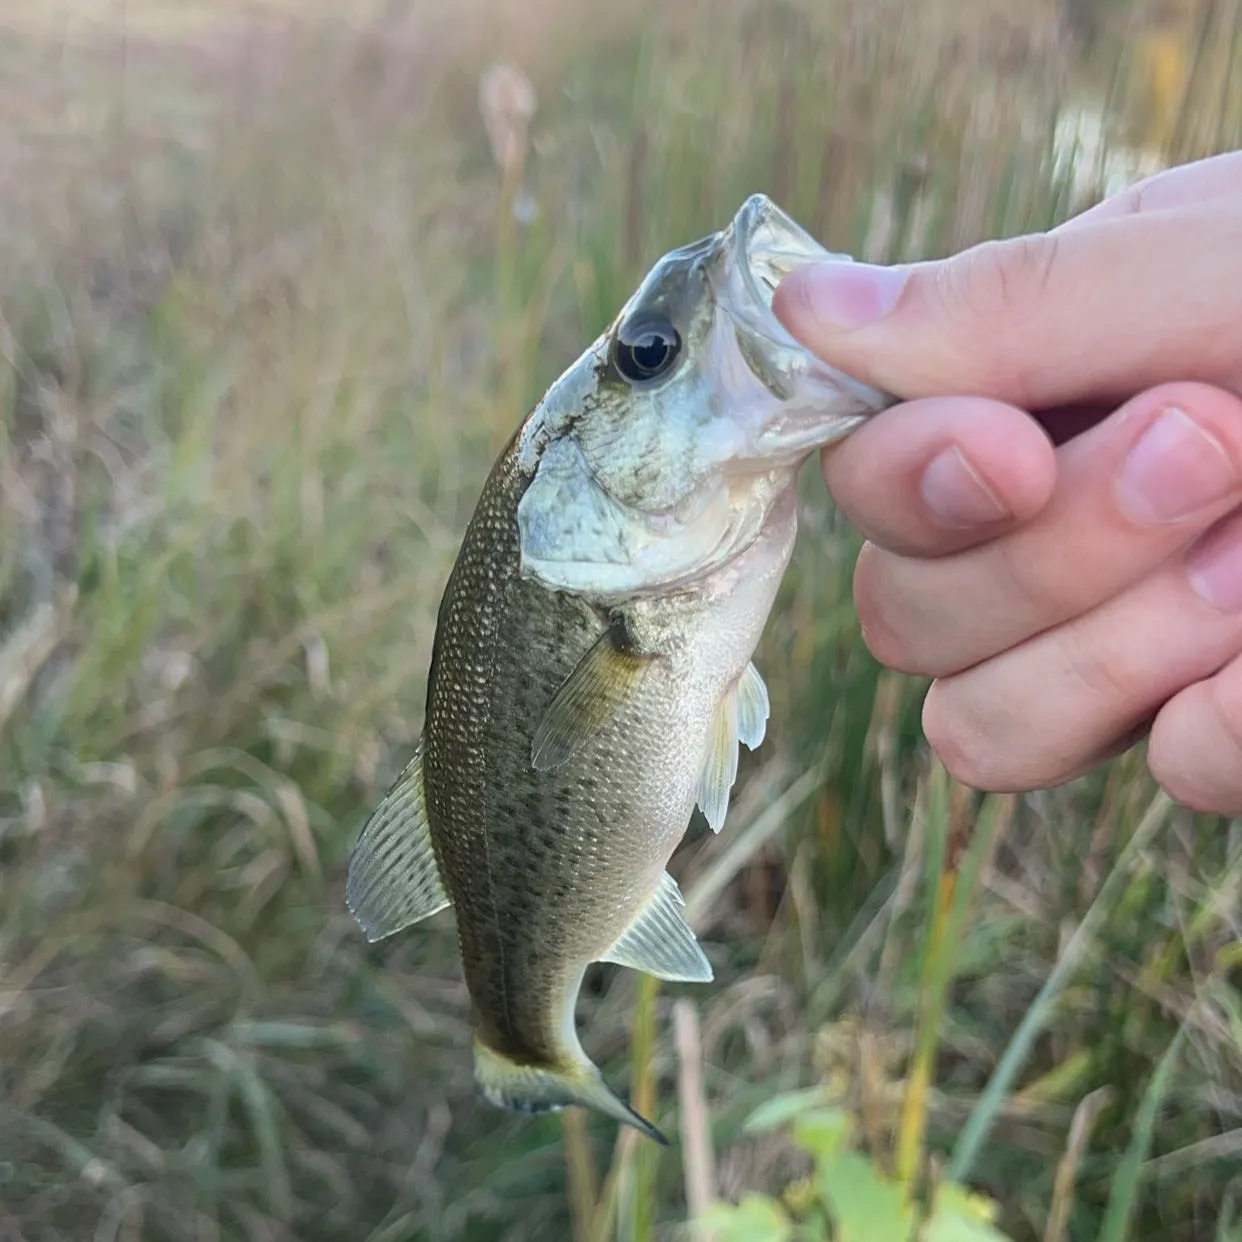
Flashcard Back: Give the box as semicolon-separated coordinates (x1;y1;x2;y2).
346;739;450;942
598;871;712;983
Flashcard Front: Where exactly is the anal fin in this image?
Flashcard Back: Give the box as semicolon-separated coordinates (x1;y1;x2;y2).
598;871;712;983
696;661;770;833
346;738;450;942
531;621;656;771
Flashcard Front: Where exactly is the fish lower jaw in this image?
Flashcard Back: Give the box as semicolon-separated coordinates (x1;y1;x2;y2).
478;1080;565;1117
472;1038;582;1112
471;1037;669;1145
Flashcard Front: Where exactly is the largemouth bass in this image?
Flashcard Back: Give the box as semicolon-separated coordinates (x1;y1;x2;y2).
346;194;894;1144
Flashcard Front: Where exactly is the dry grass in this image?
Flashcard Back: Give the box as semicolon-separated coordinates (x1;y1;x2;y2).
1;1;1241;1240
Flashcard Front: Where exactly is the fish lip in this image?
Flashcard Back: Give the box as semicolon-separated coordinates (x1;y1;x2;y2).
730;193;817;315
724;192;829;350
720;193;896;453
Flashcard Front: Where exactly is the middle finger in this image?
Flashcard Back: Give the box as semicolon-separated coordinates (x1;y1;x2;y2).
855;382;1242;678
922;506;1242;791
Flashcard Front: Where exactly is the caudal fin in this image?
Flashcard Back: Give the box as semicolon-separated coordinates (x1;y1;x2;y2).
472;1038;668;1146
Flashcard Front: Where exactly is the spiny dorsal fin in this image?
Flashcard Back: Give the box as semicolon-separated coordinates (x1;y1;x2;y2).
598;871;712;983
530;623;656;772
696;662;769;833
346;738;450;942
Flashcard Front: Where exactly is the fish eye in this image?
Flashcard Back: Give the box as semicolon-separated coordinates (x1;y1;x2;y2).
612;315;682;385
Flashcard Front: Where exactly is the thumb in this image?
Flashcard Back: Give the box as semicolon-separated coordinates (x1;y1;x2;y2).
772;203;1242;410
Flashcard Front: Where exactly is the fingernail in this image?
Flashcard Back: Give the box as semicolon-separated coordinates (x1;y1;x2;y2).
1116;407;1238;525
1188;510;1242;612
921;445;1011;528
787;260;909;330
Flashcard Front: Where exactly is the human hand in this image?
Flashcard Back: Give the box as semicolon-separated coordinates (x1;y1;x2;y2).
772;151;1242;812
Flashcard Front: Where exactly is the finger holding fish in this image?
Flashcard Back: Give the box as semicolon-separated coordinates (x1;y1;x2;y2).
817;394;1058;557
848;383;1242;680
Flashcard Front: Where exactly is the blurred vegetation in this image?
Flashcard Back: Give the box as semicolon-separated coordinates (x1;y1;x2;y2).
1;0;1241;1239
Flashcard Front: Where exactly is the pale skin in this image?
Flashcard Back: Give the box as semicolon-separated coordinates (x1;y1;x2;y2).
771;150;1242;814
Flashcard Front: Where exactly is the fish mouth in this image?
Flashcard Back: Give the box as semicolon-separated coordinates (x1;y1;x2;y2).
719;193;896;456
730;193;823;323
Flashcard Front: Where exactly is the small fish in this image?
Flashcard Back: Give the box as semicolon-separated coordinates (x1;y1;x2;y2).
346;195;895;1144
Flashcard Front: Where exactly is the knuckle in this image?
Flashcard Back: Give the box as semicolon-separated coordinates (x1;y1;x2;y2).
921;683;1006;789
936;235;1054;317
1145;740;1210;811
920;688;975;784
852;545;923;672
923;677;1077;792
974;537;1085;650
1054;623;1134;706
1208;673;1242;761
1149;681;1242;813
933;234;1062;400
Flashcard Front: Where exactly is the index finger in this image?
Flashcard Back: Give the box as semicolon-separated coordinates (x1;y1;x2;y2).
1055;149;1242;230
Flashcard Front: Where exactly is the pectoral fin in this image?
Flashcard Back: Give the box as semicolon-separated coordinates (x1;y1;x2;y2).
696;661;770;833
598;871;712;983
735;660;771;750
346;739;450;942
531;623;656;771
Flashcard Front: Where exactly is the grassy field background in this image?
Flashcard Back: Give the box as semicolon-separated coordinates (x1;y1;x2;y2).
2;1;1242;1239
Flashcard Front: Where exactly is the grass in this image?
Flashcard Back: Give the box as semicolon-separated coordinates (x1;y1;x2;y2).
1;0;1241;1239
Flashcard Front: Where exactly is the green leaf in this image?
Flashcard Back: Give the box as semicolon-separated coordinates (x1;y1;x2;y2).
1216;1193;1242;1242
698;1195;793;1242
791;1109;853;1165
1099;1024;1188;1242
951;792;1174;1181
818;1150;916;1242
924;1182;1014;1242
742;1088;828;1135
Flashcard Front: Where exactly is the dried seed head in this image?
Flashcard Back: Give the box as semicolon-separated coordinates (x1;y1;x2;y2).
478;60;538;178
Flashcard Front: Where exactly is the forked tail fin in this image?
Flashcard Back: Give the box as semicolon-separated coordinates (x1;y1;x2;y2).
472;1038;668;1146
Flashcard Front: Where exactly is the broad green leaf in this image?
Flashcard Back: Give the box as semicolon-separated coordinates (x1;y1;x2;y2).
791;1108;852;1165
924;1182;1014;1242
698;1195;793;1242
743;1088;828;1135
818;1150;916;1242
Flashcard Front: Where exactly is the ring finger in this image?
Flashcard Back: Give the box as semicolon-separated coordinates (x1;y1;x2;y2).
855;383;1242;678
920;505;1242;791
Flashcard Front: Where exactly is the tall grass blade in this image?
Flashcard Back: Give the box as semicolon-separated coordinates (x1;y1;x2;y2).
564;1109;601;1242
674;999;716;1234
1097;1022;1190;1242
627;972;661;1242
950;792;1175;1181
897;779;1012;1192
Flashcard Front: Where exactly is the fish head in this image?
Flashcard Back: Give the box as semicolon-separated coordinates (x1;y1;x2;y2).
516;194;896;601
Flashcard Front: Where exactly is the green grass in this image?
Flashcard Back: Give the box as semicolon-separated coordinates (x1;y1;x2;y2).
2;1;1241;1239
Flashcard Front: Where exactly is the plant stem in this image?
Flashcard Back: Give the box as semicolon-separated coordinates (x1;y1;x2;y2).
564;1109;600;1242
628;973;662;1242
